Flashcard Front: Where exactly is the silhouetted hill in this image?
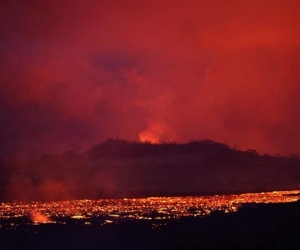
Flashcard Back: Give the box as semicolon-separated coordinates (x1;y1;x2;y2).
86;138;298;163
87;139;235;159
1;139;300;201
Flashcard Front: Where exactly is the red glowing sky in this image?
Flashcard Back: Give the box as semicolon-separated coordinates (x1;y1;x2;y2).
1;0;300;157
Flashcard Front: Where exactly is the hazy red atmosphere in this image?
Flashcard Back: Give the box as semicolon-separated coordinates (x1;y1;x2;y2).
1;0;300;157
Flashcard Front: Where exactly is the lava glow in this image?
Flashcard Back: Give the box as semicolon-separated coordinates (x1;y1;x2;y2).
139;123;172;143
0;190;299;229
139;127;162;143
139;131;160;144
31;212;50;224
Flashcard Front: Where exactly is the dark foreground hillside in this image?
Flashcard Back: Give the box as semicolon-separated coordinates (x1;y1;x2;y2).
1;139;300;201
1;201;300;250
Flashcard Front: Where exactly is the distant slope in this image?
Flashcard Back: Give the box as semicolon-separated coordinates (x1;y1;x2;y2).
1;139;300;201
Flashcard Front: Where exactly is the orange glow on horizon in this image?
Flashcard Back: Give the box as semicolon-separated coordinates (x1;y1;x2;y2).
139;131;160;144
139;124;166;144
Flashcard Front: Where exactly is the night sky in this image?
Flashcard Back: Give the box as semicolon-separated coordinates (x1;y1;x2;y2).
1;0;300;157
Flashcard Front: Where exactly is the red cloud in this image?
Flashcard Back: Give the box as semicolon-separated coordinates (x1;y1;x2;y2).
1;0;300;156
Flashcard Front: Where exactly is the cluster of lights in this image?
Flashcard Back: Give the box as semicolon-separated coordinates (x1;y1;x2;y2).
0;190;299;228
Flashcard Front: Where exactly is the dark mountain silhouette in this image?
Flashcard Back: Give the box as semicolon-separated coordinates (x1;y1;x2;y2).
1;138;300;202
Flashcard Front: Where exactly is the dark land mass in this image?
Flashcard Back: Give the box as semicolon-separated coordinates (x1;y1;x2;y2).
1;201;300;249
0;138;300;201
